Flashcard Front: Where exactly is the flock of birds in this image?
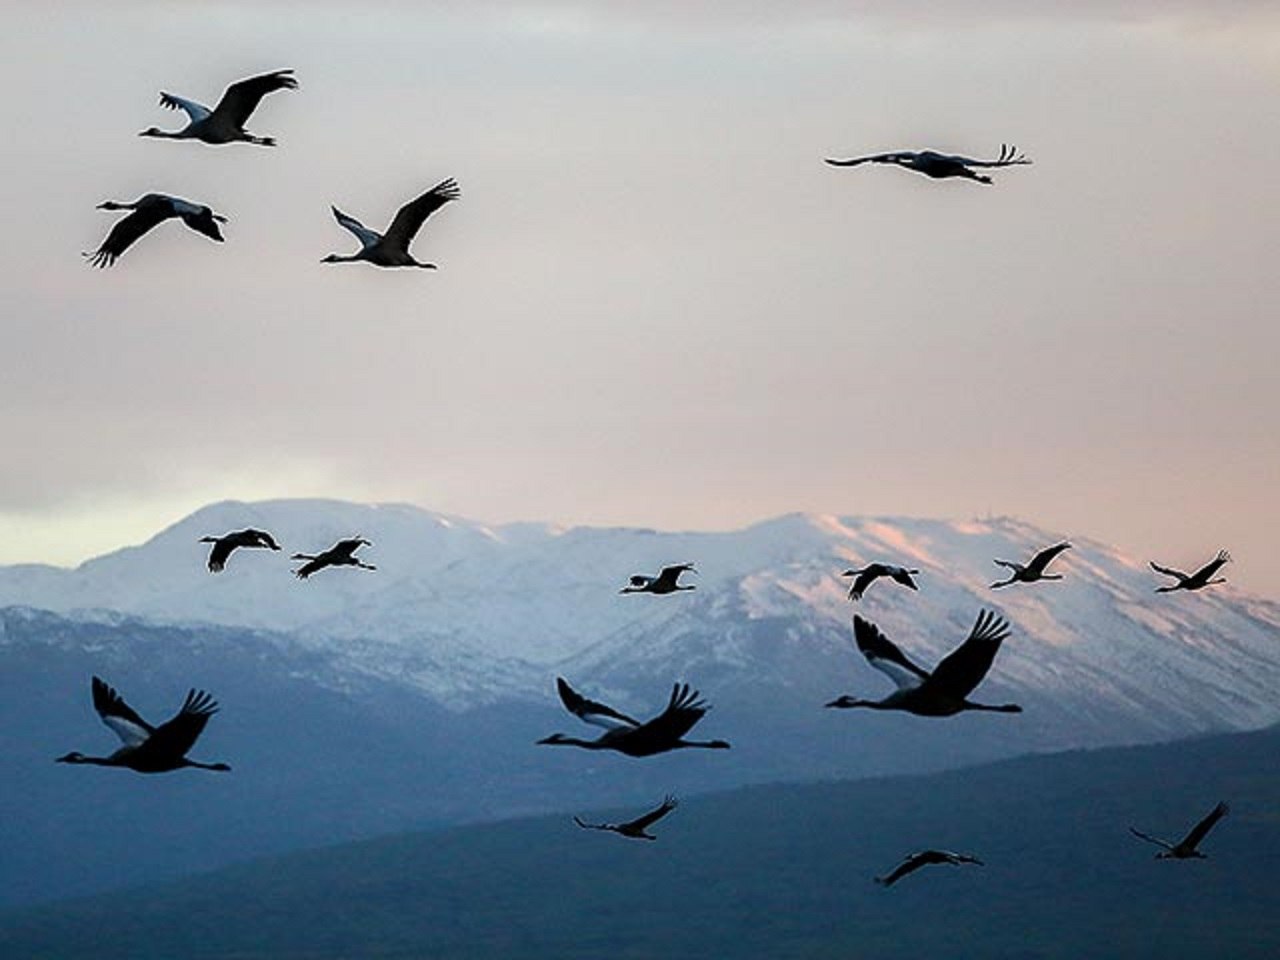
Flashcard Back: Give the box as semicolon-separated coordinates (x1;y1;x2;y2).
54;66;1240;899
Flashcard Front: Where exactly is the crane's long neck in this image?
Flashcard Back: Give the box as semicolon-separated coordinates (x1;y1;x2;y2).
57;753;116;766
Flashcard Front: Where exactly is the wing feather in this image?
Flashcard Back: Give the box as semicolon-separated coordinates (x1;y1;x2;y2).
331;207;382;249
211;69;297;129
926;610;1011;699
158;93;211;122
556;677;640;730
86;198;173;268
623;796;679;831
1181;801;1229;850
91;676;155;746
383;178;460;251
852;616;929;690
145;688;218;759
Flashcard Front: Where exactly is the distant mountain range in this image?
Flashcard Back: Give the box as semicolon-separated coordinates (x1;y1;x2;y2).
4;725;1278;960
1;499;1277;907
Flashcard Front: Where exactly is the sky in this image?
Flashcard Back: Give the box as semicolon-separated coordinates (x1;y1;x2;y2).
0;2;1277;593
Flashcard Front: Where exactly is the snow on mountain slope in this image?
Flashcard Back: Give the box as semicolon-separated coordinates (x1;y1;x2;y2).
0;500;1277;733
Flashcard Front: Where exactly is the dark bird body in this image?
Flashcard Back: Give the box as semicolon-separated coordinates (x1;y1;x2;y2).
200;528;281;572
85;194;226;267
292;538;375;579
841;563;919;601
826;610;1021;716
539;677;729;756
1151;550;1231;593
990;541;1071;589
825;144;1030;184
875;850;983;886
56;676;230;774
1130;802;1229;859
322;179;460;268
574;796;678;840
139;69;297;146
620;563;696;595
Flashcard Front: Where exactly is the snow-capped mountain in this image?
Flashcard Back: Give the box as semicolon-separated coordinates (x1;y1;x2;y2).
2;499;1279;907
1;499;1277;729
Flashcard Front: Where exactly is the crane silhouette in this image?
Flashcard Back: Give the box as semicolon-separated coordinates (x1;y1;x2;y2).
85;194;226;267
826;610;1021;716
56;677;230;774
825;143;1031;184
620;563;697;595
322;179;460;268
574;796;679;841
199;529;281;572
139;69;297;146
1150;550;1231;593
990;542;1071;589
538;678;729;756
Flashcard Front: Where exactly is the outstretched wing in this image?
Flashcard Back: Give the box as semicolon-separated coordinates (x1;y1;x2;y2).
1149;560;1187;580
1027;542;1071;575
330;207;382;249
333;538;370;559
926;610;1011;699
1129;827;1173;851
941;144;1032;168
206;538;234;572
145;689;220;759
91;676;155;746
655;563;696;590
623;796;679;832
158;92;211;122
210;69;297;129
247;529;281;550
844;568;877;601
890;568;919;590
634;683;711;743
852;616;930;690
383;178;460;251
824;151;917;167
876;852;929;887
1191;551;1231;582
556;677;640;730
86;199;173;268
1180;801;1229;850
293;556;326;579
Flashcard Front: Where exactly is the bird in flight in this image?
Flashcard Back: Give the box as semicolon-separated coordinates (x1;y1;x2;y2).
826;610;1021;716
990;541;1071;589
875;849;984;886
199;529;281;572
841;563;920;601
292;538;375;579
85;194;226;268
538;677;730;756
1150;550;1231;593
574;796;679;841
322;178;460;268
56;677;230;774
1130;802;1229;859
139;69;298;146
620;563;697;595
824;144;1031;184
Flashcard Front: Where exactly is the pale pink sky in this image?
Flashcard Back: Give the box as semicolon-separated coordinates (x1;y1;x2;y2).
0;3;1277;594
